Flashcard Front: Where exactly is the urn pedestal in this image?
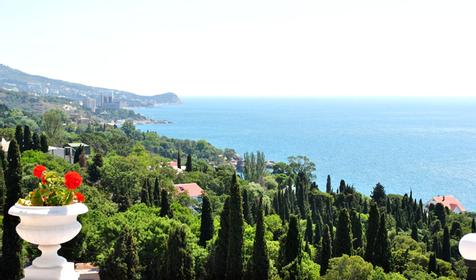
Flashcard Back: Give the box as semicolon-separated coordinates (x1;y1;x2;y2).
9;203;88;280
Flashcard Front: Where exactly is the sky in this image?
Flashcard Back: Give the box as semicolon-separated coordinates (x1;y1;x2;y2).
0;0;475;97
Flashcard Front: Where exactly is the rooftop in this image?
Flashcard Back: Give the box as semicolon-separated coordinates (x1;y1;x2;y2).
174;183;204;197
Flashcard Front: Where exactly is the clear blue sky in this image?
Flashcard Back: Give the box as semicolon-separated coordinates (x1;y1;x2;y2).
1;0;475;97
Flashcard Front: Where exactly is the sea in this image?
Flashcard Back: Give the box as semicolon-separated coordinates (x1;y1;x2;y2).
135;97;476;211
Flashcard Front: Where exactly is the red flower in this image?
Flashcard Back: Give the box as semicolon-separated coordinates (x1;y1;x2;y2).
33;165;47;179
64;171;82;190
41;176;46;185
75;192;85;203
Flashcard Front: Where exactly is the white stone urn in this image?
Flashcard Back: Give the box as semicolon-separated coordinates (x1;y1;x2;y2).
8;203;88;280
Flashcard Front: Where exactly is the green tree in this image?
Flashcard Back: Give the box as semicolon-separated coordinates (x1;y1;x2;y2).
318;224;332;276
177;150;182;169
248;198;269;280
326;174;332;193
281;215;302;268
472;218;476;233
100;227;141;280
373;214;390;272
160;189;172;217
242;189;253;224
226;173;244;279
371;183;386;207
166;225;195;280
335;208;353;257
411;223;419;241
42;109;66;145
365;202;380;263
1;139;23;280
0;167;5;216
314;211;323;245
0;146;6;171
213;197;230;279
88;153;103;183
442;226;451;262
350;210;363;251
40;133;48;153
32;132;40;151
428;253;437;274
23;125;32;151
14;125;23;152
199;195;214;247
73;145;84;164
140;179;151;206
153;178;160;207
305;214;313;243
185;154;192;172
323;255;374;280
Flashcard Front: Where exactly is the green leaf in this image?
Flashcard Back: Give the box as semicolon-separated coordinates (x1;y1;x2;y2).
31;189;44;206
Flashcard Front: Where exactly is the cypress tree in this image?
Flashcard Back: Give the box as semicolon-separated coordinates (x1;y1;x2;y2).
249;198;269;280
32;132;40;151
213;197;230;279
374;214;391;272
23;125;32;151
0;146;6;171
242;189;253;224
226;173;244;280
147;178;154;204
434;203;446;227
334;208;353;257
87;153;103;183
100;227;141;280
304;214;313;243
140;179;150;206
2;139;23;280
153;178;160;207
472;218;476;233
365;202;380;262
0;167;5;216
442;226;451;262
339;179;346;193
199;195;214;247
428;253;437;274
185;154;192;172
313;211;323;245
433;236;442;259
350;210;363;250
40;133;49;153
450;221;462;239
160;189;172;217
318;224;332;276
73;145;84;164
326;175;332;193
177;150;182;169
281;215;302;267
14;125;23;152
371;183;387;207
166;225;194;280
411;223;419;241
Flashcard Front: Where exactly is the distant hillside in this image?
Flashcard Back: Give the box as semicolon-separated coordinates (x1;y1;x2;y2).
0;64;181;107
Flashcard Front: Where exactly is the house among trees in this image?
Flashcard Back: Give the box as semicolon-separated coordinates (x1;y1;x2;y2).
1;137;9;153
174;183;204;201
427;195;465;213
48;142;90;164
169;161;185;173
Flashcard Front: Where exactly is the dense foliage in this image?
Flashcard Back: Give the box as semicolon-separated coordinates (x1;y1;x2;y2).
0;108;475;280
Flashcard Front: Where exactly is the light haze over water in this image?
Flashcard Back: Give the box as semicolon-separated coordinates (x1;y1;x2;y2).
136;97;476;210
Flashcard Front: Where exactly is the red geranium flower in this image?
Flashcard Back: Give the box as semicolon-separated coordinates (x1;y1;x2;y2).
33;165;47;179
41;176;47;185
64;171;82;190
75;192;85;203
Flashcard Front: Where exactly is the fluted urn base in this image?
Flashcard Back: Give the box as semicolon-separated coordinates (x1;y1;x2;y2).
23;262;79;280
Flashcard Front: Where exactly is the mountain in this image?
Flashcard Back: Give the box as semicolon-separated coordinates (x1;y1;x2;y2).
0;64;181;107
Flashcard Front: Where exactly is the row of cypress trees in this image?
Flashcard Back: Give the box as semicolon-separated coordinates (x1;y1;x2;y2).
14;125;48;153
140;178;172;218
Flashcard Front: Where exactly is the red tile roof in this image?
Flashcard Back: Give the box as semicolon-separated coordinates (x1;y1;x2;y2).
169;161;178;168
431;195;465;213
174;183;204;197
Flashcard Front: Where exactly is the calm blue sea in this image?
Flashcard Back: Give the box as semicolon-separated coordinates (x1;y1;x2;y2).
135;97;476;210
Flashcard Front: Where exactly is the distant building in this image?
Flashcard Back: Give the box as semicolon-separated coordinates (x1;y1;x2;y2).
83;98;97;112
169;161;185;173
97;94;123;110
174;183;204;201
65;143;91;156
427;195;465;213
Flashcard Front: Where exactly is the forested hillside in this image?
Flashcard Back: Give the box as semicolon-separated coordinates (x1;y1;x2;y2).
0;108;474;280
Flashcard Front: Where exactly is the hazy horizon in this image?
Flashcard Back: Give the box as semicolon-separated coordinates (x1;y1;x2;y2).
1;0;475;98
